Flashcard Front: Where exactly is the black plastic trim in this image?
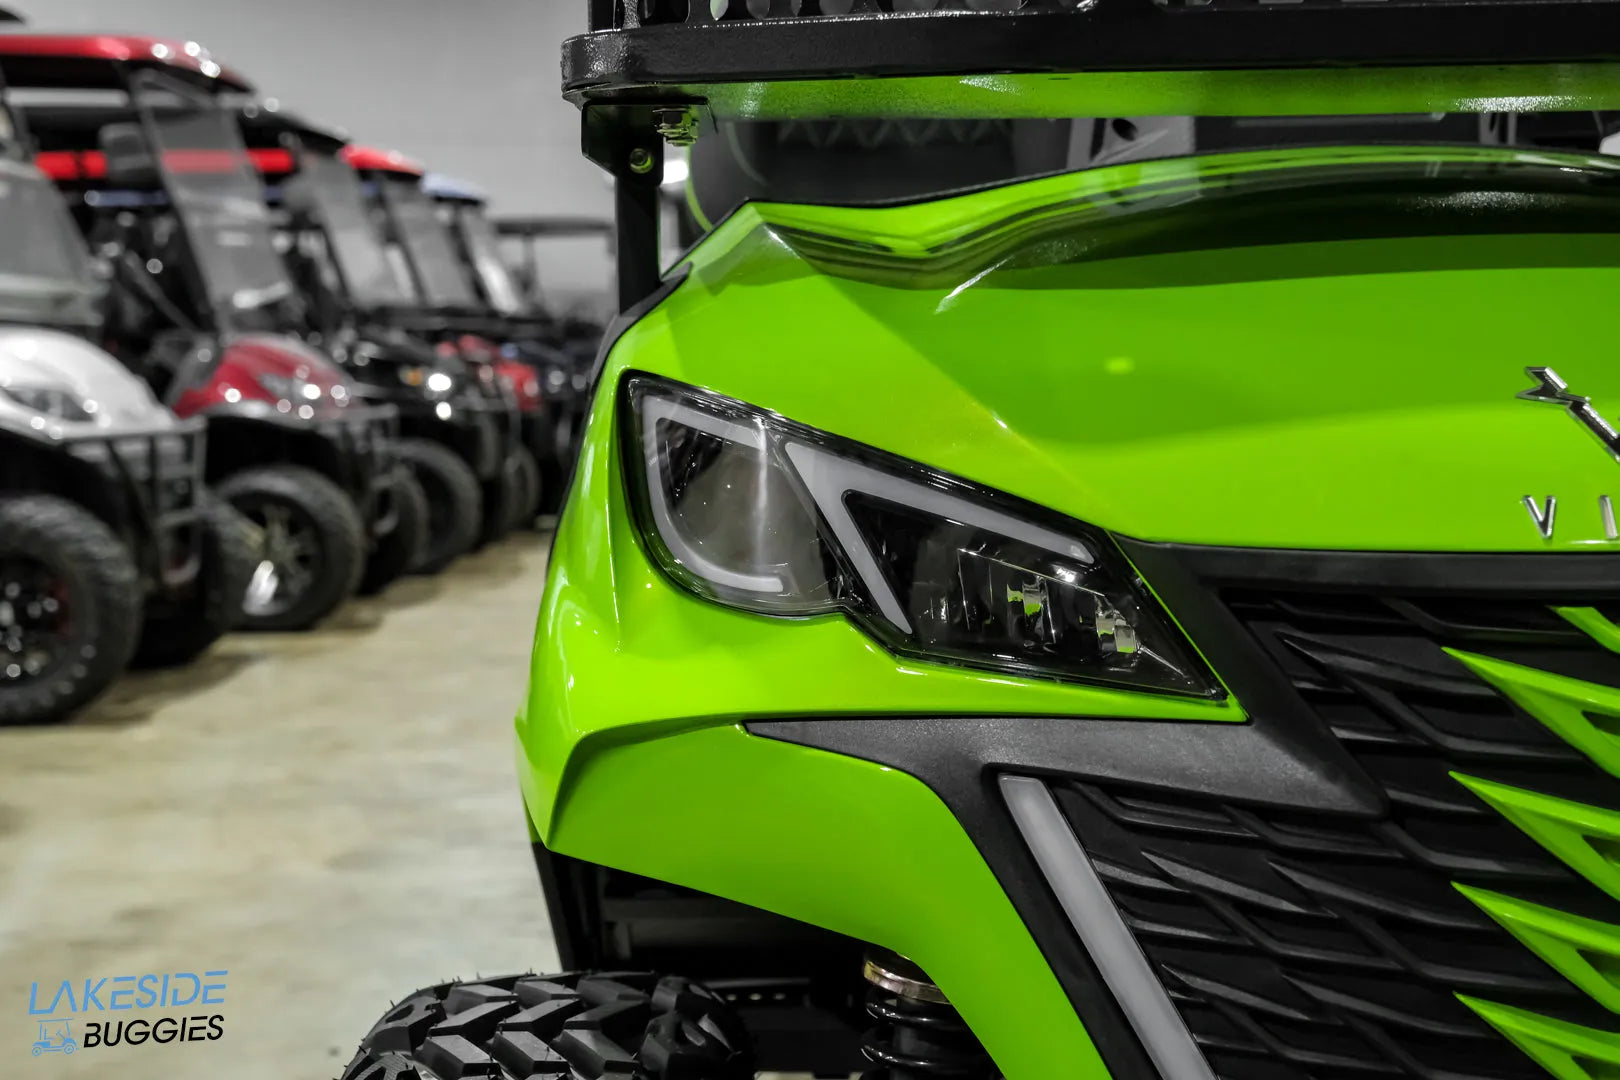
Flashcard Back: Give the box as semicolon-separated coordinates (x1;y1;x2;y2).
565;4;1620;99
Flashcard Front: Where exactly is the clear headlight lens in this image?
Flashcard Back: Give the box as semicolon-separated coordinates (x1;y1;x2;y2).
0;385;94;422
623;375;1219;697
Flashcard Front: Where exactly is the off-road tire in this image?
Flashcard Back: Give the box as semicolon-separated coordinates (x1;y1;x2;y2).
395;438;482;574
132;492;256;667
0;494;142;725
218;465;366;632
507;445;542;534
478;454;523;547
360;467;430;595
340;971;752;1080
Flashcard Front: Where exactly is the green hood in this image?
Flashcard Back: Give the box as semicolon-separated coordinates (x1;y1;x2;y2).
614;145;1620;552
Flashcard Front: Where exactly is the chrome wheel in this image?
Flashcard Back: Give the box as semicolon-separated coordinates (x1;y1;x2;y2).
238;499;321;619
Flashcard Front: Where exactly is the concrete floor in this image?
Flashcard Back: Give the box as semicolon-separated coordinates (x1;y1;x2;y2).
0;534;559;1080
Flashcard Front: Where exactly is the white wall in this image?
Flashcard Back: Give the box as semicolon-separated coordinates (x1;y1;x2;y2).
15;0;617;315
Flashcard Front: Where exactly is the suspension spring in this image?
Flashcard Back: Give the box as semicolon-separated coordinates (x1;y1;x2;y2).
860;950;997;1080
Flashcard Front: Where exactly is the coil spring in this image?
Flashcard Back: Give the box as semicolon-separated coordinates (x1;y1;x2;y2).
860;975;996;1079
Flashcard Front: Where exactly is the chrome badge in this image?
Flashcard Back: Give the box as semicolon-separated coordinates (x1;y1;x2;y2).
1519;367;1620;462
1519;367;1619;542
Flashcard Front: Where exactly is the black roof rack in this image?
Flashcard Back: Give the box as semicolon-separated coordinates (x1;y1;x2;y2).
566;0;1620;121
567;0;1620;314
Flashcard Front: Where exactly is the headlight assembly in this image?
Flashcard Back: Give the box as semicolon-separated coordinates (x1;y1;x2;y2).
622;374;1220;698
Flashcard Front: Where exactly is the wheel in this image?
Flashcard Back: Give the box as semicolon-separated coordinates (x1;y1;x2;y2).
31;1046;41;1057
132;493;257;667
218;465;366;633
0;494;142;726
507;445;542;534
394;438;482;574
478;455;523;547
62;1041;75;1055
360;467;430;595
341;972;752;1080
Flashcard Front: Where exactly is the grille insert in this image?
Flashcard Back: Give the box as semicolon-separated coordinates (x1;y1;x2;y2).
1056;590;1620;1080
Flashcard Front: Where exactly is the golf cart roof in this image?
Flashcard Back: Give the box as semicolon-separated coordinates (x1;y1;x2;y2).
564;1;1620;120
423;173;487;206
0;34;253;93
238;102;348;155
342;145;423;178
492;215;612;239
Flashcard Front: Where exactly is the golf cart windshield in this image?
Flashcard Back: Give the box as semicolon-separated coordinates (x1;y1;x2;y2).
298;150;412;309
380;175;478;309
454;205;523;316
0;158;100;326
135;76;293;324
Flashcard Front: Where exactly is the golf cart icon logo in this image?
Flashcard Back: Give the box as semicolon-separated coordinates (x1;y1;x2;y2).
32;1018;76;1057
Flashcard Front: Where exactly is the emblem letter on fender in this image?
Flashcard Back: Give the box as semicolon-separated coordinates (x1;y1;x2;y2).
1524;496;1558;541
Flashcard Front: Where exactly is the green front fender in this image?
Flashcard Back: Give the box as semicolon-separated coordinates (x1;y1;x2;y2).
518;720;1105;1080
511;360;1224;1079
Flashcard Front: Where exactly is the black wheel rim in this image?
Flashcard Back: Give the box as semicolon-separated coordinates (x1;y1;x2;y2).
236;497;322;619
0;556;73;685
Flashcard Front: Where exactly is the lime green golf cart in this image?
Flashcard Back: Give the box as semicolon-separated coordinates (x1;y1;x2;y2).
341;4;1620;1079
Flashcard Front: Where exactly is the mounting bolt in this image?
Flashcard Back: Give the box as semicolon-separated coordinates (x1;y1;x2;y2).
627;147;656;175
653;107;700;147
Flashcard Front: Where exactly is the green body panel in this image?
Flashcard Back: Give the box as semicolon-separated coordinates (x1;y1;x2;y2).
519;145;1620;1080
636;147;1620;551
530;722;1099;1080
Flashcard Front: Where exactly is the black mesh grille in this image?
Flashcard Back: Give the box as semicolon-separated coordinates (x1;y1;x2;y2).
1056;590;1620;1080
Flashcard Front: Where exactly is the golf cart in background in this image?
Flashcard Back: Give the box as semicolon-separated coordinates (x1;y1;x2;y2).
0;34;416;627
0;81;253;725
237;108;519;568
341;146;535;540
491;213;613;322
489;213;613;509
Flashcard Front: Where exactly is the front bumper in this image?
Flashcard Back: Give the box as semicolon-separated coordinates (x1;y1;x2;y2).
61;418;208;595
316;405;401;539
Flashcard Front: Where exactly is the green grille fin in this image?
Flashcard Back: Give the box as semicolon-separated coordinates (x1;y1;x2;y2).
1458;885;1620;1013
1452;774;1620;905
1558;609;1620;656
1463;997;1620;1080
1447;651;1620;781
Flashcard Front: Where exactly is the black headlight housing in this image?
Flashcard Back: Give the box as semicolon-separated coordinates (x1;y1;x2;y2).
620;373;1222;699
